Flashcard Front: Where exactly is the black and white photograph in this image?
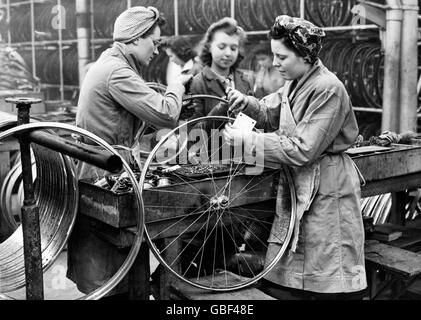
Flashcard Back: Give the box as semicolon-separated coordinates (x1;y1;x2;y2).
0;0;420;309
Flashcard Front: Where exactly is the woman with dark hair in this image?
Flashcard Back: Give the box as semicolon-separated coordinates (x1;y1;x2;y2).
188;17;254;120
223;15;367;300
163;36;203;76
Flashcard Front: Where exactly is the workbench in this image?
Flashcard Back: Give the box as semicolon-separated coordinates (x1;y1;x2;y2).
73;143;421;300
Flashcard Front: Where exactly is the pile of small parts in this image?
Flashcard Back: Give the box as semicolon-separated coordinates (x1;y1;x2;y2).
173;163;231;176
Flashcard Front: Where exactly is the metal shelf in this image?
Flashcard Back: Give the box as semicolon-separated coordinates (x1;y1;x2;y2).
353;107;421;119
6;39;78;47
1;0;387;108
353;107;383;114
40;83;79;89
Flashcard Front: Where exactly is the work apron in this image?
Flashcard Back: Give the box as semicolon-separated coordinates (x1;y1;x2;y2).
267;82;321;252
263;83;367;293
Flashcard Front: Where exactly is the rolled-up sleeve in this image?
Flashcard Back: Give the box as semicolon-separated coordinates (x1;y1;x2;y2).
108;67;185;128
254;88;347;167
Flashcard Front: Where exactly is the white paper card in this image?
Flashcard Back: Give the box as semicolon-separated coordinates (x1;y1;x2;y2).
232;112;256;131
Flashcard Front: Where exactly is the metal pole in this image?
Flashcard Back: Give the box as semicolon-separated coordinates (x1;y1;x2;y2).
76;0;90;85
90;0;94;61
6;0;11;46
399;0;419;132
174;0;178;36
25;130;122;173
381;0;403;132
300;0;305;19
5;97;44;300
230;0;235;19
30;0;36;77
58;0;64;101
417;74;421;96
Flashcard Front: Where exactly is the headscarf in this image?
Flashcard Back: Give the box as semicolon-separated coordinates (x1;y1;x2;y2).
271;15;325;64
113;6;160;43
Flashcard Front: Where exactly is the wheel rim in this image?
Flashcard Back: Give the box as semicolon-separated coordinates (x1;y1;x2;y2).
139;116;296;291
0;122;144;300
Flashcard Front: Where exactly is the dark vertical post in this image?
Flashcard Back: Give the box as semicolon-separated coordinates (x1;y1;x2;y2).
6;97;44;300
128;243;150;300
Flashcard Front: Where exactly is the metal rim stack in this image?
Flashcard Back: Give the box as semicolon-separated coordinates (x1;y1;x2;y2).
0;115;79;294
0;122;145;300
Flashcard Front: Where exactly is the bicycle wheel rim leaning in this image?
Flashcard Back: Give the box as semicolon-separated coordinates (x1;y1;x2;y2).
139;115;296;291
0;122;145;300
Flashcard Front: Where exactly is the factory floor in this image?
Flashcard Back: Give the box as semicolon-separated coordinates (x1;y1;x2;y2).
5;250;84;300
4;249;160;300
4;216;421;300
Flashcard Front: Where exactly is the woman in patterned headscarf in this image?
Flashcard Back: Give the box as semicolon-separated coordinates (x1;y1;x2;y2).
223;15;367;299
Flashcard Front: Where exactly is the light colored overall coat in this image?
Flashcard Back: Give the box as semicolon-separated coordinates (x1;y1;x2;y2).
244;60;367;293
67;42;185;294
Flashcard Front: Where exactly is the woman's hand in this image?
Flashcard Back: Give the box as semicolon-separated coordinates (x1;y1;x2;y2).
176;73;193;86
226;87;249;116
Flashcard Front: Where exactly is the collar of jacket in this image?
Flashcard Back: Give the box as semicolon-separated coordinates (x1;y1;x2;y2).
201;65;245;82
286;59;324;99
110;42;144;76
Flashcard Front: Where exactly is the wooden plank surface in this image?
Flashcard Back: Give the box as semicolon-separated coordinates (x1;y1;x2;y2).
352;144;421;182
360;172;421;198
79;169;279;228
365;241;421;278
369;224;421;251
170;271;275;300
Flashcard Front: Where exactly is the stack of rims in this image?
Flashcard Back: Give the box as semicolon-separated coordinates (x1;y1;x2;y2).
0;112;78;294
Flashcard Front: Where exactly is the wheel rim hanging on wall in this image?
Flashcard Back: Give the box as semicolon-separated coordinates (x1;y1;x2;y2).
0;122;145;300
139;114;296;291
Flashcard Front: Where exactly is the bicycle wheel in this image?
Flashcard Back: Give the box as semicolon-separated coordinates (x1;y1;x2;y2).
139;115;296;291
360;46;383;109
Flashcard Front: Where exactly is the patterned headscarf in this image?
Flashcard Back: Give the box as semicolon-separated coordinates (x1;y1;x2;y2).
271;15;325;64
113;6;160;43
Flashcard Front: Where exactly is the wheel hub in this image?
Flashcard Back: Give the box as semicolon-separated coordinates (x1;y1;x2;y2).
210;195;229;210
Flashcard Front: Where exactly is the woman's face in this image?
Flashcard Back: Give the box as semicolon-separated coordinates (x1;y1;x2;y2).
130;26;161;66
165;48;185;67
271;39;311;81
209;30;240;73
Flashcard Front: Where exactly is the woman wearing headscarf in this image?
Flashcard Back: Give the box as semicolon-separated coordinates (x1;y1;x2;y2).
188;17;254;120
223;15;367;299
67;6;192;298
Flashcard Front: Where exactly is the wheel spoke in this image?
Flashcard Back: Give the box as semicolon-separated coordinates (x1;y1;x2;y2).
150;201;212;241
159;206;214;254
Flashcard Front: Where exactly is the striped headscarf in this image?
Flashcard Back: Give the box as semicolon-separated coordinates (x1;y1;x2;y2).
113;6;160;43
